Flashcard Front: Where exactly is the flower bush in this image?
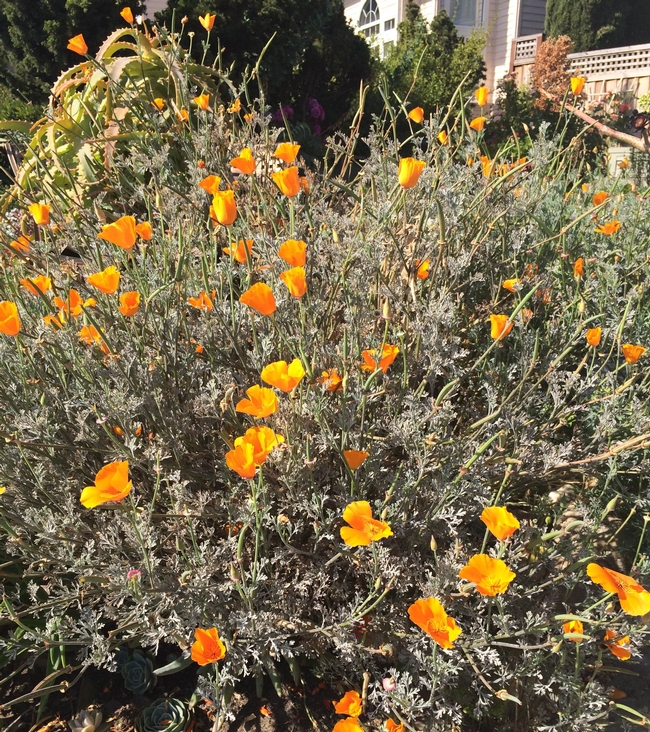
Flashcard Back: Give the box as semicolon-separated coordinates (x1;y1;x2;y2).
0;17;649;732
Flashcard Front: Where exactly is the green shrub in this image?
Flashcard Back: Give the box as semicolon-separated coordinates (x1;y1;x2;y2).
0;20;649;732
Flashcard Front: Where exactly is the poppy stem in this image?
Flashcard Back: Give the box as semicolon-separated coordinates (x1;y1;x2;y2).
128;493;155;589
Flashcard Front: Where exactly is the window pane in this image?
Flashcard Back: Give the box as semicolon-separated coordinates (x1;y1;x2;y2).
451;0;476;25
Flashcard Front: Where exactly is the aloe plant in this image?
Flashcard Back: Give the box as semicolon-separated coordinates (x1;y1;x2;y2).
135;699;191;732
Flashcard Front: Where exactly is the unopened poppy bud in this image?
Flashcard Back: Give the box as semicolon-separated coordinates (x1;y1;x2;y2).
380;508;388;520
578;299;585;313
382;676;396;692
230;562;240;581
379;643;394;657
430;535;437;552
382;299;391;319
374;576;382;590
605;601;617;614
332;229;339;243
181;15;188;23
551;640;563;653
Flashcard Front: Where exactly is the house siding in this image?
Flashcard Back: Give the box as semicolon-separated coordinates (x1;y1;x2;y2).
517;0;546;36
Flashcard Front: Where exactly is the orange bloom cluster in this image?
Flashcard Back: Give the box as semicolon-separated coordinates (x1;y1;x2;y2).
223;239;254;264
0;301;21;336
188;291;213;311
318;368;343;391
191;627;225;665
261;359;305;392
361;344;399;373
458;554;516;596
230;147;256;175
408;106;424;124
226;426;284;479
28;203;50;226
80;460;132;508
595;220;621;236
240;282;276;316
78;325;109;354
622;344;645;364
398;157;425;189
563;618;584;642
604;629;631;660
587;563;650;616
274;143;300;164
334;690;362;717
98;216;151;250
343;450;369;470
408;597;461;648
272;167;301;198
481;506;520;540
235;385;278;418
211;189;237;226
20;275;51;296
340;501;392;546
586;327;602;347
87;265;120;294
119;291;140;316
490;314;513;340
53;289;96;318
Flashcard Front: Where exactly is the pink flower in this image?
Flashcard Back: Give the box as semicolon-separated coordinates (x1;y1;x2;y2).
126;569;142;582
382;676;396;692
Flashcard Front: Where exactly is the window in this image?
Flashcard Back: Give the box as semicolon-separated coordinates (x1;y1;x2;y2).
363;24;380;37
359;0;380;28
450;0;477;26
384;18;395;31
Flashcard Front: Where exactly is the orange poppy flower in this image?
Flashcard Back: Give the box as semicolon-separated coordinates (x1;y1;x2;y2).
43;314;62;329
191;627;226;665
592;191;608;206
177;108;189;122
343;450;369;470
261;359;305;392
228;98;242;114
136;221;152;241
573;258;584;278
563;619;584;642
28;203;50;226
211;190;237;226
198;12;216;30
53;289;96;317
225;441;257;479
188;291;213;311
570;77;585;95
230;148;256;175
595;220;621;235
618;158;629;169
398;157;425;189
361;344;399;373
334;690;362;717
586;327;602;347
458;554;516;596
67;34;88;55
0;301;21;337
20;275;52;296
194;93;210;111
87;265;120;294
470;116;486;132
416;259;430;280
480;506;520;540
274;142;301;164
340;501;392;546
480;155;494;177
408;597;462;649
318;368;343;391
490;314;513;340
152;97;165;110
604;629;631;660
278;239;306;266
119;291;140;316
280;267;307;298
271;167;301;197
408;106;424;123
80;460;132;508
240;282;277;316
438;130;448;145
235;385;278;418
386;720;405;732
120;7;134;23
476;86;489;106
98;215;137;250
234;426;284;465
586;563;650;616
332;720;363;732
199;175;221;194
622;344;645;364
78;325;109;354
502;278;520;293
223;239;254;264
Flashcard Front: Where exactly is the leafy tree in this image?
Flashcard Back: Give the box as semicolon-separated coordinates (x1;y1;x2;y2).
545;0;650;52
0;0;145;104
157;0;373;132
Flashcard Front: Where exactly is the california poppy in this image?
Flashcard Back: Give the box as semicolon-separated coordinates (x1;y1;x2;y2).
332;720;363;732
28;203;50;226
87;265;120;294
225;441;257;479
53;289;96;317
177;108;189;122
67;34;88;55
239;283;276;316
136;221;152;241
604;629;631;660
78;325;109;354
20;275;52;296
458;554;516;596
191;627;226;665
188;291;213;311
587;563;650;616
152;98;165;110
9;235;31;253
386;720;405;732
261;359;305;392
271;167;301;197
480;506;520;540
318;368;343;391
0;301;21;336
198;12;215;30
278;239;306;266
416;259;430;280
343;450;369;470
80;460;132;508
563;619;584;642
230;148;256;175
470;116;486;132
586;327;602;347
340;501;392;546
223;239;254;264
476;86;489;106
398;157;425;189
119;291;140;316
274;143;301;164
592;191;608;206
438;130;448;145
573;258;584;278
622;344;645;364
211;190;237;226
334;691;362;717
280;267;307;298
408;597;462;649
595;220;621;235
618;158;629;170
194;93;210;111
228;99;242;114
98;215;137;250
502;278;520;293
235;385;278;418
490;314;513;340
234;426;284;465
43;314;63;329
408;107;424;124
360;344;399;373
199;175;221;194
570;77;586;95
120;7;134;23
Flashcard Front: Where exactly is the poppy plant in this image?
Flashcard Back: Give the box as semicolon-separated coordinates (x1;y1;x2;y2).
470;116;486;132
398;157;426;189
408;106;424;123
343;450;369;470
438;130;448;145
261;359;305;392
592;191;608;206
334;690;362;717
622;344;645;364
408;597;462;649
152;97;164;110
53;289;96;318
586;327;602;347
0;301;21;336
9;235;31;253
118;291;140;316
20;275;52;296
476;86;489;106
570;77;586;95
198;12;216;31
563;619;584;642
120;7;134;23
416;259;430;280
573;258;584;278
386;720;405;732
80;460;132;508
318;368;343;391
604;630;631;660
78;325;109;354
211;190;237;226
490;314;513;340
587;563;650;616
239;282;276;316
223;239;254;263
332;720;363;732
191;627;226;665
480;506;520;540
234;426;284;465
230;148;256;175
28;203;50;226
502;278;520;293
136;221;152;241
177;108;189;122
225;441;257;479
87;265;120;294
458;554;516;596
271;167;301;197
228;98;242;114
595;220;621;235
340;501;392;546
360;344;400;373
280;267;307;298
67;34;88;55
98;215;137;250
274;142;301;164
278;239;306;267
199;175;221;194
194;93;210;111
188;291;213;311
235;385;278;418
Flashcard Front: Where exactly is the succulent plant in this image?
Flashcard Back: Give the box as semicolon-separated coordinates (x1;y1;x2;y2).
113;645;131;670
68;709;102;732
122;649;156;695
135;699;191;732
